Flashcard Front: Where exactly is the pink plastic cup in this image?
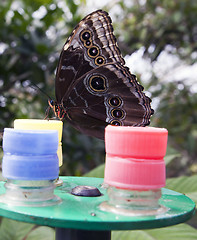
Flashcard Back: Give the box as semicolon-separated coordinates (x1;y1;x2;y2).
104;126;168;190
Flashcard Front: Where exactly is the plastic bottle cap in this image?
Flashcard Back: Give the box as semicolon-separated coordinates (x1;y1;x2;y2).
14;119;63;141
3;128;58;155
14;119;63;166
3;154;59;180
104;126;168;190
2;128;59;180
105;126;168;159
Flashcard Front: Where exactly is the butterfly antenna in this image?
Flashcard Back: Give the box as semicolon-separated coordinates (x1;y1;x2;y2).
25;82;55;120
27;81;52;100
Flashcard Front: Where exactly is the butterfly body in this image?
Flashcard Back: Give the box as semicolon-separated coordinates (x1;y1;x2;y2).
51;10;154;139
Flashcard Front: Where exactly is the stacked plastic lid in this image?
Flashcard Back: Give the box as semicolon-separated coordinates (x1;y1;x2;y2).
14;119;63;166
2;128;59;180
104;126;168;190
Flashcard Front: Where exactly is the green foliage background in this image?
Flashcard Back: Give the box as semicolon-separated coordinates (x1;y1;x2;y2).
0;0;197;239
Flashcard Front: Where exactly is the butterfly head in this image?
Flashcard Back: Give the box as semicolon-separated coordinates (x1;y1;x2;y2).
48;99;66;120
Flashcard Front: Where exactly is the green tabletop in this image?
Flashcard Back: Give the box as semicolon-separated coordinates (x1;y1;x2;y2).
0;177;195;230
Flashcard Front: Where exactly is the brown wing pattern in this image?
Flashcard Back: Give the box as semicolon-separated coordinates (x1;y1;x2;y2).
54;10;154;139
55;10;124;102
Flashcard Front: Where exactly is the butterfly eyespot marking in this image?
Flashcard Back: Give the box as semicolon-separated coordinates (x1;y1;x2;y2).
80;30;93;48
81;30;91;41
85;40;92;47
95;56;105;66
108;96;122;107
88;46;99;58
80;30;91;43
110;120;122;126
111;109;124;119
89;75;107;92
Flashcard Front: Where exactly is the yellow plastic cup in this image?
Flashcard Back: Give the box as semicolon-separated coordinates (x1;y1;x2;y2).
14;119;63;167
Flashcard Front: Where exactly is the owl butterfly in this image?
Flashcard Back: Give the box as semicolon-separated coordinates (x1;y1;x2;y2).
49;10;154;139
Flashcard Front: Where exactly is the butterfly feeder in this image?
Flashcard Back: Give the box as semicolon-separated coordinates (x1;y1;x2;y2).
0;124;195;240
0;9;195;240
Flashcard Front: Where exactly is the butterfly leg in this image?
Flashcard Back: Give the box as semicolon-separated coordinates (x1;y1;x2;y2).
44;106;51;120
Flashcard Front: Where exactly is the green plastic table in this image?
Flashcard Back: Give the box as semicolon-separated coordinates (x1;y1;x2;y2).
0;177;195;240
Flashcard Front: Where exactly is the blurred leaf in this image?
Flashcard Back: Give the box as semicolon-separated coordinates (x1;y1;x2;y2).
166;175;197;203
165;153;181;165
26;226;55;240
112;224;197;240
0;219;34;240
84;163;105;178
165;146;181;165
0;219;54;240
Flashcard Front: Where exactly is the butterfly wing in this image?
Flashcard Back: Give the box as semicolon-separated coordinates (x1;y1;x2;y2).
62;63;153;139
55;10;124;103
55;10;154;139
